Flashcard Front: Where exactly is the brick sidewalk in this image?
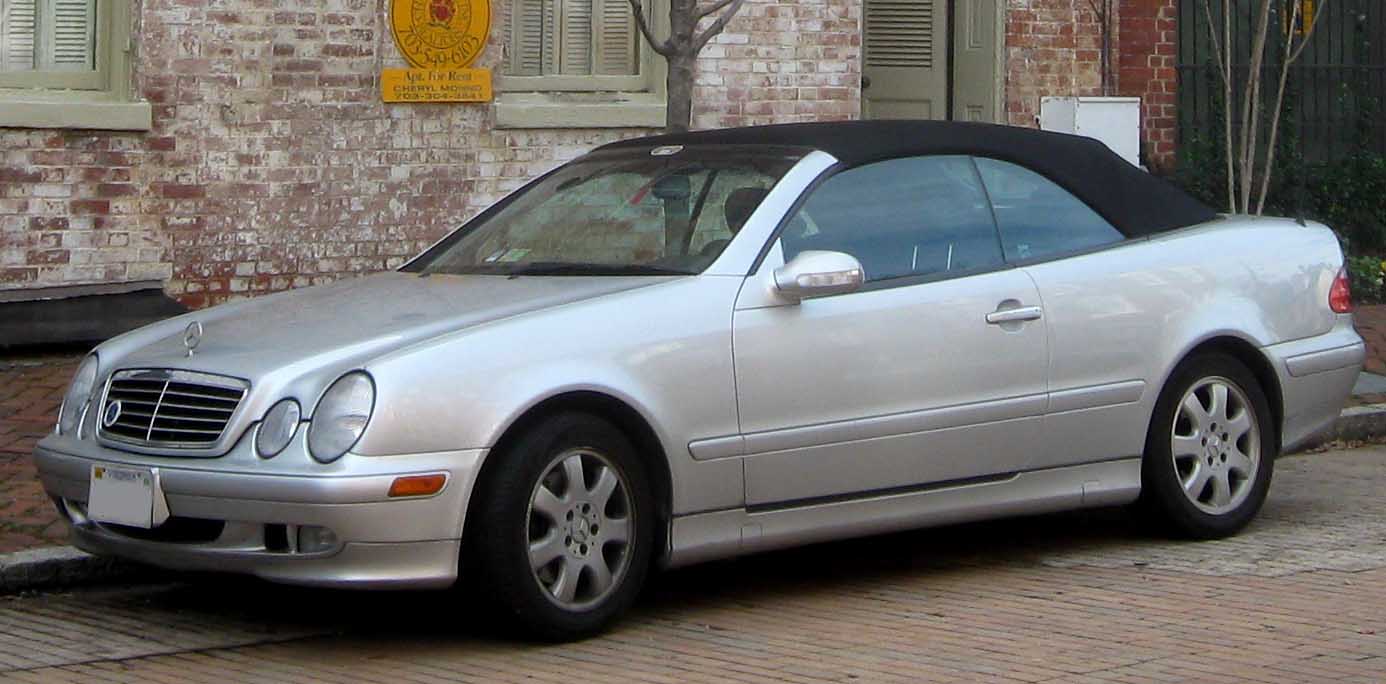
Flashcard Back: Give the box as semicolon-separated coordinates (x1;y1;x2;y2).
0;356;79;553
1;447;1384;682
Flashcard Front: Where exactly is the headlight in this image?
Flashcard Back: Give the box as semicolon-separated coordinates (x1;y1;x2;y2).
307;372;374;463
255;399;301;458
57;355;100;436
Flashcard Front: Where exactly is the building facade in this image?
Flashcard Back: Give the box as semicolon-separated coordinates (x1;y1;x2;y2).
0;0;1174;311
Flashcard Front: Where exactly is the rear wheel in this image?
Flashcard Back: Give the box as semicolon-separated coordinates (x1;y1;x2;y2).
471;412;654;640
1140;354;1275;539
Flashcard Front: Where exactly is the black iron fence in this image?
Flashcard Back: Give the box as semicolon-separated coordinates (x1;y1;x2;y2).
1177;0;1385;163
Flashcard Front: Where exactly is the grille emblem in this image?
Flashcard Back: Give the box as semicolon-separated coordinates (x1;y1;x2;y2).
102;400;123;428
183;321;203;357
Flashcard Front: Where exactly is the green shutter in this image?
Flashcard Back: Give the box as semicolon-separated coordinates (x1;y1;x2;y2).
41;0;94;69
558;0;592;74
865;0;935;68
2;0;37;71
509;0;550;76
593;0;636;76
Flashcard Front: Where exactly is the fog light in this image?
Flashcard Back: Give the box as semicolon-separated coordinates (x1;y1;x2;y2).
297;525;338;553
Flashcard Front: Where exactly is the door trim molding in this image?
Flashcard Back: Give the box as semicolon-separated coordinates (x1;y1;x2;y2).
741;391;1048;456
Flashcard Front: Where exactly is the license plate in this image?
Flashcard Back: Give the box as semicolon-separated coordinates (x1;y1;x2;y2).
89;464;158;528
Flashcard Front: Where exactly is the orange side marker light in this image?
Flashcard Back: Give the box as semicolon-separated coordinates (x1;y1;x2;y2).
388;474;447;497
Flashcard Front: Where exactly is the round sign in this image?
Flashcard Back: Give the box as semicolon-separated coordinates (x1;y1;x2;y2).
389;0;491;69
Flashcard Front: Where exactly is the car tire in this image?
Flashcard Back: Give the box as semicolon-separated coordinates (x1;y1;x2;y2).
470;412;654;641
1140;353;1275;539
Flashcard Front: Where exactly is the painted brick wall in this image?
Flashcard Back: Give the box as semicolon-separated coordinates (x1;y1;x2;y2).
1117;0;1177;171
1003;0;1110;128
0;0;860;307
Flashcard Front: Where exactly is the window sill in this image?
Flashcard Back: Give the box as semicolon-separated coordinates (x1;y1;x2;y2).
493;91;665;129
0;90;152;131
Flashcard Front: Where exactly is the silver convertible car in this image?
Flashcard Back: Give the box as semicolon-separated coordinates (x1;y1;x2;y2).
36;121;1363;638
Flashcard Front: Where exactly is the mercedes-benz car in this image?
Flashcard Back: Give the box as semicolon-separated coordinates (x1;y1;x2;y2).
34;121;1363;639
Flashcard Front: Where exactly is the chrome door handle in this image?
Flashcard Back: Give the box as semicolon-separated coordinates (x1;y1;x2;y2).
986;306;1043;324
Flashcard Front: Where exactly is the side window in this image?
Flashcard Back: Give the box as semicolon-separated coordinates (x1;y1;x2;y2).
781;156;1003;283
974;158;1124;262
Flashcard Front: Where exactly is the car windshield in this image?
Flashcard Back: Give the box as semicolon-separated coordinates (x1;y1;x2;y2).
404;147;804;276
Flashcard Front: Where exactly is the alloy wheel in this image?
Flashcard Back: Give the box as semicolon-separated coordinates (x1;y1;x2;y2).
1170;376;1261;515
525;448;635;610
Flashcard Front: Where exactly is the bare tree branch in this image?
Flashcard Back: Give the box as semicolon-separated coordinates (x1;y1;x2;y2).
627;0;676;57
1237;0;1275;213
694;0;746;50
1256;0;1330;213
1256;0;1301;214
696;0;737;19
1199;0;1230;90
1201;0;1235;212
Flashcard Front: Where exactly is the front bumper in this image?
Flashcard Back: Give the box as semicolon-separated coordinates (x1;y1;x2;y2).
33;431;485;589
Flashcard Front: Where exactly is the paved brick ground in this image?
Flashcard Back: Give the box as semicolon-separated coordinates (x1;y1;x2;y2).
0;446;1383;683
0;356;78;554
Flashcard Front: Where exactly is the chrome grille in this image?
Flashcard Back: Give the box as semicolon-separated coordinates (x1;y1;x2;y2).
98;369;248;449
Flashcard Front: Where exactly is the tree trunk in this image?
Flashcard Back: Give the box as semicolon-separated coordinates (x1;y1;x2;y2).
666;53;696;133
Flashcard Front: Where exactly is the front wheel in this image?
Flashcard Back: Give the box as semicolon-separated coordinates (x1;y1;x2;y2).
1140;354;1275;539
471;412;654;640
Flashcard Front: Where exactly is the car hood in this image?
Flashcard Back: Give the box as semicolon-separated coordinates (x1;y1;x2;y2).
110;271;670;382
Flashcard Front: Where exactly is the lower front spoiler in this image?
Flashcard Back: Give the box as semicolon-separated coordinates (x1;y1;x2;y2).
69;522;460;590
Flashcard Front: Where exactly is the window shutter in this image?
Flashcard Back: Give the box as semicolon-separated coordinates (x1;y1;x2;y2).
40;0;95;70
865;0;935;68
509;0;553;76
1;0;37;71
558;0;592;74
593;0;636;76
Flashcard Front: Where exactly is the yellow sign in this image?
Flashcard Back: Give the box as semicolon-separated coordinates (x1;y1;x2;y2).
389;0;490;69
381;67;492;103
1283;0;1316;37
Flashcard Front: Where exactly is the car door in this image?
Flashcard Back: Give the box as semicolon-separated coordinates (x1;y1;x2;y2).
972;157;1152;470
733;155;1050;507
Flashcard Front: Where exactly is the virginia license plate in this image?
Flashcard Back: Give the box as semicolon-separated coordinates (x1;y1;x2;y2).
88;464;157;528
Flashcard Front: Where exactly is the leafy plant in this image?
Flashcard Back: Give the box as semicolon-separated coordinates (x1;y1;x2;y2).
1345;254;1385;305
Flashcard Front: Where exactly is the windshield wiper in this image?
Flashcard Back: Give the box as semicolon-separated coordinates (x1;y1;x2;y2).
502;262;696;276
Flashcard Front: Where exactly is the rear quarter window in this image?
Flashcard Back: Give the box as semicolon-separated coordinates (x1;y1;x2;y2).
974;157;1124;262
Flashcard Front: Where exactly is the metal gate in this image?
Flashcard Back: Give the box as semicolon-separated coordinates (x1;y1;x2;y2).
1177;0;1386;163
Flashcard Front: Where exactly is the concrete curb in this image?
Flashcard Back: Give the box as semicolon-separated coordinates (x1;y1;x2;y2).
1291;403;1386;453
0;545;148;594
3;404;1386;596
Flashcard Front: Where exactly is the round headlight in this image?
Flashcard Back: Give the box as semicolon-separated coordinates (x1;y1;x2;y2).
307;372;374;463
255;399;301;458
58;355;99;436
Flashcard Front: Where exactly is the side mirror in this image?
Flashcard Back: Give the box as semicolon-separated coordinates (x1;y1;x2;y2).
773;250;865;302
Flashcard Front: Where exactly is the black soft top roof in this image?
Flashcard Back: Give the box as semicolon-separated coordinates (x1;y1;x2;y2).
596;120;1216;238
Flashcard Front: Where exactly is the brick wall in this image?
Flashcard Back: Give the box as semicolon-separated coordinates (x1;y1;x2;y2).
0;0;860;307
1117;0;1177;171
692;0;861;129
1003;0;1110;128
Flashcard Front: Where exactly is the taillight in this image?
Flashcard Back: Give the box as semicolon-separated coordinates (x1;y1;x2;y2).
1329;267;1353;313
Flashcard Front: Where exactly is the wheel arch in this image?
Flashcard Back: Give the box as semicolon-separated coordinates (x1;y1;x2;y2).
461;390;675;563
1156;335;1285;453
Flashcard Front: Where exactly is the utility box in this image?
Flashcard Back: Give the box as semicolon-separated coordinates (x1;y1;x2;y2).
1039;96;1142;168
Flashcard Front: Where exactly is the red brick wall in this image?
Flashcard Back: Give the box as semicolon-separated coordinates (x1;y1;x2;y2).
1117;0;1177;170
0;0;860;308
1004;0;1109;128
